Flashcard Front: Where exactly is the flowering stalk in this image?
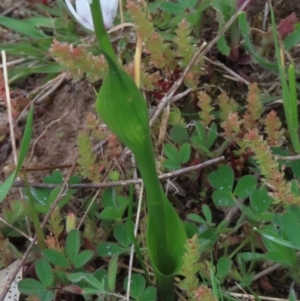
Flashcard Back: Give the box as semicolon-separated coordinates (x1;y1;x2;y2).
88;1;187;299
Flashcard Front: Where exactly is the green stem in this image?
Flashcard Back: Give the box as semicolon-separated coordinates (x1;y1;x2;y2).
134;139;175;301
90;0;117;63
128;185;150;283
230;20;240;61
24;173;46;250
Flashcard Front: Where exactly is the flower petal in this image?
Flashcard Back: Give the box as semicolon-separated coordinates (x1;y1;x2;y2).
65;0;94;31
100;0;119;28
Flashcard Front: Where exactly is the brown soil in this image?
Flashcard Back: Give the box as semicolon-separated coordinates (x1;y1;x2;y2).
0;80;95;197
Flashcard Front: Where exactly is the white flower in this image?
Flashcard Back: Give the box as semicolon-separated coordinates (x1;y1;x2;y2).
65;0;118;30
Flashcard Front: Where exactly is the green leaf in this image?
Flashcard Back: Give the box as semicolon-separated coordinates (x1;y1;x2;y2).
284;27;300;50
18;279;47;295
140;286;157;301
266;251;295;267
0;106;33;203
35;259;53;287
74;250;94;269
208;165;234;192
96;52;149;155
250;189;272;214
159;2;184;15
241;252;265;262
194;121;206;144
96;47;187;301
114;221;133;247
289;288;297;301
38;289;55;301
234;175;257;198
217;35;230;56
206;122;218;149
179;143;191;164
163;159;181;170
164;143;181;162
169;125;189;144
238;13;279;72
216;257;232;281
188;213;206;224
67;273;105;291
93;268;108;286
212;190;235;207
0;16;46;38
124;274;146;299
107;255;118;292
280;211;300;248
291;160;300;178
202;204;212;224
42;249;70;268
66;229;80;263
97;242;127;257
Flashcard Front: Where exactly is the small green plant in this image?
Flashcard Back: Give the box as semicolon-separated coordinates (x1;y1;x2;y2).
269;6;300;153
28;170;81;213
124;274;157;301
18;229;96;300
163;142;191;170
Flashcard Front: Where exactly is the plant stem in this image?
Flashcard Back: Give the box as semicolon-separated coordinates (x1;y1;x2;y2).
135;138;176;301
90;0;117;63
24;173;46;250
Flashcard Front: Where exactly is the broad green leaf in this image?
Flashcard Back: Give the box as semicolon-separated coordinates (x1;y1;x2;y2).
169;125;189;144
212;190;235;207
234;175;257;198
184;222;199;238
163;159;181;170
266;251;295;267
208;165;234;191
124;274;146;299
250;189;272;214
164;143;181;162
42;249;70;268
74;250;94;269
93;268;108;286
280;211;300;248
66;229;80;263
35;259;53;287
96;48;187;301
38;289;55;301
179;143;191;163
96;53;149;155
0;106;33;203
216;257;231;281
18;279;47;295
97;242;127;257
114;221;133;247
140;286;157;301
